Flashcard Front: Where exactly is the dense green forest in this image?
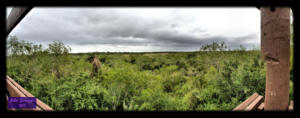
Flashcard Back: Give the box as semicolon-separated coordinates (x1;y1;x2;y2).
6;36;293;111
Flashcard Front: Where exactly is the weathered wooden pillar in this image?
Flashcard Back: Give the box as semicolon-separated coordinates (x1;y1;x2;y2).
261;7;290;110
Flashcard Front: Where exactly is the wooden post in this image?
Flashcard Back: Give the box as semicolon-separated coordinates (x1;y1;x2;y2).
261;7;290;110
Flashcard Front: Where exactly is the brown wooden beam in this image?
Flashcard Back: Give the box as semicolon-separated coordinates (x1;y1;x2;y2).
6;7;33;37
7;76;53;111
257;103;264;111
261;7;290;110
7;79;26;97
245;95;263;111
233;93;259;111
6;76;53;111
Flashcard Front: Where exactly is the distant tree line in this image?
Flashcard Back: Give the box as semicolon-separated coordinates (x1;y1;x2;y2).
199;41;250;52
7;35;71;56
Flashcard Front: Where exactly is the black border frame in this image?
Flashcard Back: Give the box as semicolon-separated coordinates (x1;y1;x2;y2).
0;0;297;114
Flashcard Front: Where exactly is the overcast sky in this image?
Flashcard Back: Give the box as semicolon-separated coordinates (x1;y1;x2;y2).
6;7;264;53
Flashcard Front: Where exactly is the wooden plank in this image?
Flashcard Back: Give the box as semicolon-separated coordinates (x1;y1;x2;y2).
7;76;35;97
7;79;40;111
6;7;33;36
7;79;26;97
288;101;293;111
7;76;52;110
7;76;53;111
257;103;264;111
245;96;264;111
7;79;48;111
233;93;259;111
261;7;291;110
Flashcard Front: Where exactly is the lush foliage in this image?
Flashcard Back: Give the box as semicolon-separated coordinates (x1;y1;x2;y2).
6;36;293;111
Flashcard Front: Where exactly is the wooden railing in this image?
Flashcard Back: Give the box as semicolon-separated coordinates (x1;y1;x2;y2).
233;92;294;111
6;76;53;111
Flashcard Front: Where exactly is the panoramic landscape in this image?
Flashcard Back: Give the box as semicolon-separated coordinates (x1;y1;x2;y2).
6;8;294;111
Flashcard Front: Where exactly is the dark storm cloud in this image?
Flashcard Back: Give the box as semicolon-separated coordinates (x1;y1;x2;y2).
8;8;260;52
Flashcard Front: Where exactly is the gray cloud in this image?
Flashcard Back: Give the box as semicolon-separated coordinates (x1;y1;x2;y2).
8;8;260;52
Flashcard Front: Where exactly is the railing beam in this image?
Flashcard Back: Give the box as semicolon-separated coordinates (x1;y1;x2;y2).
6;7;33;37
